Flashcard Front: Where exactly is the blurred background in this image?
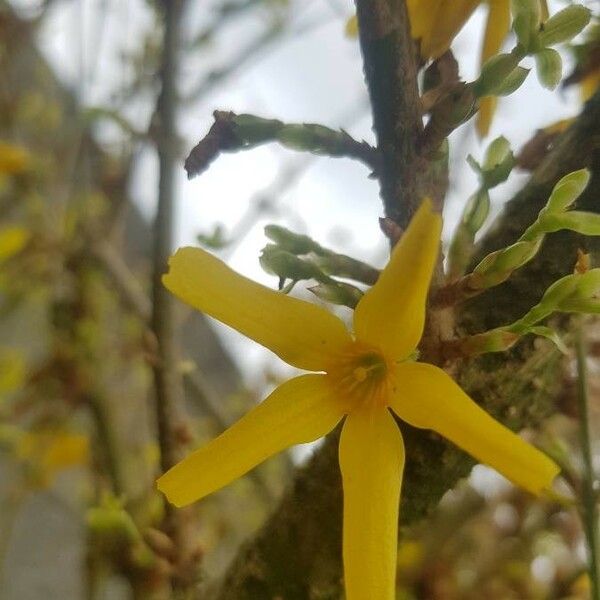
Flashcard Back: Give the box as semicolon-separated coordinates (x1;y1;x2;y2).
0;0;597;598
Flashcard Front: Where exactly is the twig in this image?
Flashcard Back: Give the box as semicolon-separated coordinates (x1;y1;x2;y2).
184;111;378;179
575;322;600;600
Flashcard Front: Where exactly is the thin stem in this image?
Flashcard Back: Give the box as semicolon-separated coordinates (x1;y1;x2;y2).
575;322;600;600
152;0;186;480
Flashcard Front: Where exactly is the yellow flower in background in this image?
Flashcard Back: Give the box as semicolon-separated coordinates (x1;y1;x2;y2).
0;141;30;175
16;430;89;488
157;200;559;600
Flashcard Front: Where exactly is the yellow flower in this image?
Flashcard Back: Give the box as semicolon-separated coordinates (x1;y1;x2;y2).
0;141;30;175
157;200;559;600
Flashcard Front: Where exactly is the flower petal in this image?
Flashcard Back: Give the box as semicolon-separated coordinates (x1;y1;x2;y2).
391;362;560;495
412;0;479;59
158;374;344;507
163;247;351;371
476;0;511;136
353;199;441;360
339;407;405;600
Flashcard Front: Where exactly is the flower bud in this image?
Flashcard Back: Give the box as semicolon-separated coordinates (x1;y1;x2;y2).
473;240;540;287
545;169;590;213
264;225;320;255
259;246;323;282
474;53;522;97
309;281;363;308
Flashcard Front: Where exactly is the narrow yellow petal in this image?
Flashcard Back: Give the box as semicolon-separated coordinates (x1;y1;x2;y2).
163;247;351;371
477;96;497;137
408;0;443;56
391;362;560;495
421;0;480;59
353;199;441;360
339;407;405;600
158;375;344;507
476;0;510;136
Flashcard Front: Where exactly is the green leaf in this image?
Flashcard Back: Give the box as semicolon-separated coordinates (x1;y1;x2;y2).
528;326;569;354
535;48;562;90
474;53;521;97
493;66;531;97
539;5;592;48
538;211;600;236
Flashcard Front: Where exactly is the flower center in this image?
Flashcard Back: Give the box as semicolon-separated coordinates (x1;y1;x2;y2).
326;342;394;411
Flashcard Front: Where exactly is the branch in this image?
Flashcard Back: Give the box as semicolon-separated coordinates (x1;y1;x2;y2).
184;111;378;179
354;0;432;226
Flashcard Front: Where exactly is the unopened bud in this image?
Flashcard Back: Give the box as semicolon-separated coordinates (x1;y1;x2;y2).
473;240;540;287
463;189;490;233
264;225;320;255
309;281;363;308
481;137;515;188
259;246;323;282
457;328;520;356
545;169;590;213
475;53;522;97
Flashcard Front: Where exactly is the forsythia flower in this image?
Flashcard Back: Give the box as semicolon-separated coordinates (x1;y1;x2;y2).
157;200;559;600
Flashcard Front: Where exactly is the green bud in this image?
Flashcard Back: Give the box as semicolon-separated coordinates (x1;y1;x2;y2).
264;225;321;255
539;5;592;48
483;136;511;170
311;253;380;285
474;53;521;97
492;66;530;96
309;281;363;308
481;137;515;188
459;328;520;356
545;169;590;212
86;505;139;544
473;240;540;287
537;272;580;308
535;48;562;90
463;189;491;233
538;211;600;236
534;270;600;316
259;245;323;282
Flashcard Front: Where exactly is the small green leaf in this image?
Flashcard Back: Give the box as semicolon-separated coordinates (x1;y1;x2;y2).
538;211;600;236
528;326;569;354
493;66;531;96
545;169;590;212
535;48;562;90
463;189;491;233
474;53;521;97
483;136;511;170
539;5;592;48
